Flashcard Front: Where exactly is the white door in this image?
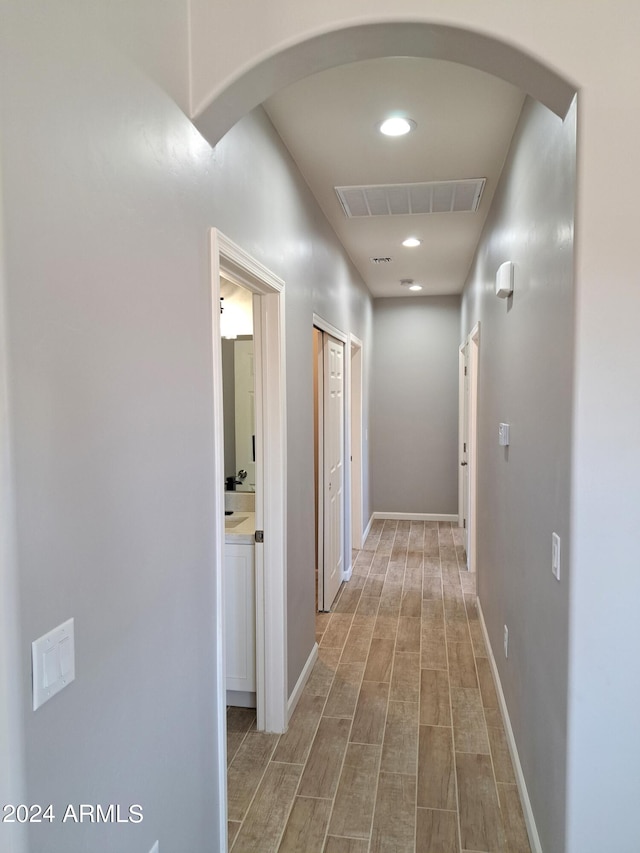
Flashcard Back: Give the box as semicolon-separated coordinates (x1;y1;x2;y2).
323;334;344;609
461;342;470;555
234;339;256;490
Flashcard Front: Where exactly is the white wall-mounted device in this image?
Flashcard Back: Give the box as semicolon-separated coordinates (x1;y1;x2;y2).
496;261;514;298
498;423;510;446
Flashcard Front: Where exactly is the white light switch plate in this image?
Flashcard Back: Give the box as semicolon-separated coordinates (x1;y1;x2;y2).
498;423;510;446
32;618;75;710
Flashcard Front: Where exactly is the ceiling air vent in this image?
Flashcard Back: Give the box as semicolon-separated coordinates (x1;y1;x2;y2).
370;257;393;264
336;179;486;218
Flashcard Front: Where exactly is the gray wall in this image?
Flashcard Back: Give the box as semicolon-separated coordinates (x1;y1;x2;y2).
461;96;576;853
208;108;373;691
371;297;460;515
0;4;372;851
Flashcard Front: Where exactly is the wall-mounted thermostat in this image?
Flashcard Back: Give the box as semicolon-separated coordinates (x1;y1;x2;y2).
496;261;514;298
498;423;510;446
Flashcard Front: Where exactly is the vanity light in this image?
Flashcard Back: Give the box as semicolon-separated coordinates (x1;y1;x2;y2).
402;237;421;248
378;117;416;137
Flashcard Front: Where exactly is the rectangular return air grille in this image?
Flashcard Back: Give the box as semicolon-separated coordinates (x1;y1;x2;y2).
335;178;486;218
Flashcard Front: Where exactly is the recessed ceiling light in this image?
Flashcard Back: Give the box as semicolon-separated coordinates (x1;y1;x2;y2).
378;117;416;137
408;284;423;291
400;279;423;292
402;237;421;248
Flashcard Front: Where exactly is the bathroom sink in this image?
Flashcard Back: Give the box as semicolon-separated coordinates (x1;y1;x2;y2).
225;515;248;529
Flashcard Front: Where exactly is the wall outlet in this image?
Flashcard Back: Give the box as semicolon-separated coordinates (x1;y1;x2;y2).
504;624;509;658
149;843;159;853
552;532;561;581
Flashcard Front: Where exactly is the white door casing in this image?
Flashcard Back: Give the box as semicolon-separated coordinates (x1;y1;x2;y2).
323;334;344;610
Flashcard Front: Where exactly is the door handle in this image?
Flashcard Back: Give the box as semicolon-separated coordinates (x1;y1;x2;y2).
460;461;468;466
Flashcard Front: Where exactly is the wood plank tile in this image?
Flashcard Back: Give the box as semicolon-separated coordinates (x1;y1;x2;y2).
416;808;459;853
334;587;362;614
350;681;390;744
227;706;256;733
444;612;471;643
460;572;476;594
422;599;445;629
400;589;422;617
417;725;456;811
378;586;402;616
364;637;395;682
421;628;448;671
231;761;302;852
298;716;351;799
324;662;365;718
464;593;479;621
469;619;488;657
386;563;406;584
488;725;516;784
406;550;424;570
484;708;504;728
305;647;341;697
404;565;423;590
370;772;416;853
272;692;325;764
355;595;380;616
423;575;443;599
227;731;246;767
497;783;532;853
423;557;442;575
321;613;354;649
420;669;451;726
396;616;421;652
390;652;420;702
456;752;507;853
381;700;419;775
341;616;375;664
370;553;390;574
447;641;478;688
373;613;398;640
362;575;384;597
324;836;369;853
227;731;280;822
228;820;242;847
476;656;499;710
328;742;381;839
278;796;333;853
451;687;490;754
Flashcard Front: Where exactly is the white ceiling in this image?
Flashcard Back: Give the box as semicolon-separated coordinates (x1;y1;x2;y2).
264;57;525;298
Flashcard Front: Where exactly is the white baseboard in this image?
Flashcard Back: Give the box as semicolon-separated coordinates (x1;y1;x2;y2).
477;601;542;853
343;563;353;582
287;642;318;721
363;514;374;542
373;511;459;523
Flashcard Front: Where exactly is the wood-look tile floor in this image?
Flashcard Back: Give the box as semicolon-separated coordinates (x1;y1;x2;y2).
227;520;532;853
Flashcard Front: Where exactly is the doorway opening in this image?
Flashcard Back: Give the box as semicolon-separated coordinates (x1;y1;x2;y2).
313;316;347;612
210;230;287;851
458;322;480;571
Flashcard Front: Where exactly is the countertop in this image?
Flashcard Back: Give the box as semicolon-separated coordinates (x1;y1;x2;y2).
224;511;255;544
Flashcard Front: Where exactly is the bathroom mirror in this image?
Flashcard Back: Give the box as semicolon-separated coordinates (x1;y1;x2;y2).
221;277;255;492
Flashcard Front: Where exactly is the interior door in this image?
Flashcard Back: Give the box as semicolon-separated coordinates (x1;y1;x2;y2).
461;342;470;556
323;334;344;610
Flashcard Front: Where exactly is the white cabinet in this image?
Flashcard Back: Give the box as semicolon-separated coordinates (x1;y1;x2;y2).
224;542;256;694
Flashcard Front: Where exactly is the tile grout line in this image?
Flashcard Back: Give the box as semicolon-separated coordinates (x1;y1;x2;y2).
229;726;282;852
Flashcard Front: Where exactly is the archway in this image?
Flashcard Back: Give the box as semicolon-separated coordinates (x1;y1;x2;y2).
192;22;576;146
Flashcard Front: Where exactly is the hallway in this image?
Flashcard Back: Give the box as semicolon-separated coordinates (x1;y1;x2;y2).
226;519;531;852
